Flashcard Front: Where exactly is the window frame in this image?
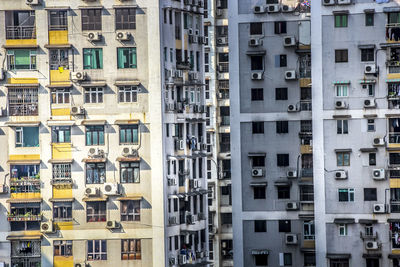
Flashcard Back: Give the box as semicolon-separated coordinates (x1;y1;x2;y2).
338;224;348;236
83;48;103;70
87;240;107;261
117;47;137;69
86;163;106;184
86;125;105;146
53;202;73;222
336;120;348;134
51;88;70;104
53;240;72;256
7;49;37;70
336;152;350;166
335;85;348;97
252;122;264;134
251;88;264;101
86;201;107;222
120;200;141;221
335;49;348;63
118;86;138;103
115;8;136;30
81;9;102;31
121;239;141;260
51;126;71;143
15;126;39;148
338;188;354;202
120;162;140;183
334;14;348;28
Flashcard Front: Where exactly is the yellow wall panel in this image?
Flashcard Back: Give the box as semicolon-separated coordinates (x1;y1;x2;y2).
53;188;72;199
55;221;73;231
54;256;73;267
303;240;315;248
388;73;400;80
8;78;39;84
300;145;312;154
388;143;400;149
48;31;68;45
176;39;183;50
390;179;400;188
51;108;71;116
9;154;40;161
50;69;70;85
5;39;37;46
52;143;72;159
300;78;312;88
392;250;400;254
10;192;40;199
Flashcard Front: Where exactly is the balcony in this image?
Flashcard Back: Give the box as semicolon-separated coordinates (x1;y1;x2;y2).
391;201;400;213
301;168;313;178
386;23;400;43
10;178;40;194
51;177;73;187
387;60;400;74
300;100;312;111
6;26;36;40
218;62;229;73
176;61;190;70
7;213;42;222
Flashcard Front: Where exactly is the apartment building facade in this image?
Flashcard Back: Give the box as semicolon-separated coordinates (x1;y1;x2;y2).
203;0;232;266
0;0;209;266
229;0;313;266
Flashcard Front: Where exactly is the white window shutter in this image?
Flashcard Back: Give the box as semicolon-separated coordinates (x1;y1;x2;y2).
279;253;284;266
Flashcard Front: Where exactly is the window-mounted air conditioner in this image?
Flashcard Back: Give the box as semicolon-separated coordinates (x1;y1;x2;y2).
373;137;385;146
286;170;297;178
71;106;85;115
253;5;267;14
372;169;385;180
285;70;297;80
249;38;263;47
283;36;296;47
323;0;335;5
106;220;119;229
365;241;379;250
85;187;98;196
70;71;87;81
266;4;280;13
373;204;386;214
364;99;376;108
365;64;377;74
286;202;298;210
251;71;264;80
285;234;298;244
287;104;299;112
87;32;101;41
252;168;264;177
103;183;119;195
335;100;348;109
40;220;54;233
116;31;130;41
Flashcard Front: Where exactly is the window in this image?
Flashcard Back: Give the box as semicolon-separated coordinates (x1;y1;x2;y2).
120;162;140;183
254;220;267;232
118;86;138;103
281;253;292;266
53;202;72;221
304;253;316;267
86;163;106;184
337;120;348;134
221;213;232;225
279;220;291;232
121;200;140;221
86;125;105;145
49;10;67;30
7;50;37;70
277;154;289;167
15;127;39;147
54;240;72;256
51;126;71;143
338;224;348;236
83;48;103;69
5;10;36;40
218;0;228;9
365;224;374;237
115;8;136;30
331;259;349;267
251;88;263;101
252;156;265;167
367;119;375;132
252;122;264;134
365;13;374;26
365;83;375;96
121;239;141;260
276;121;288;134
87;240;107;261
254;186;266;199
82;9;102;31
335;49;348;63
361;48;374;62
51;88;70;104
49;49;69;70
366;258;379;267
304;220;315;240
369;153;376;166
9;88;38;116
117;48;137;69
338;188;354;202
251;56;263;71
337;152;350;166
274;21;287;34
119;124;138;144
86;202;106;222
334;14;348;27
276;87;288;100
255;254;268;266
364;188;377;201
52;164;71;180
335;85;348;97
250;22;263;35
278;54;287;67
277;186;290;199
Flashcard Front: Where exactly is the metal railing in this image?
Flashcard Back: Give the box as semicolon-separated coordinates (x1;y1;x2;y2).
220;116;230;126
9;104;38;116
218;62;229;73
300;100;312;111
6;26;36;39
389;132;400;144
301;168;313;178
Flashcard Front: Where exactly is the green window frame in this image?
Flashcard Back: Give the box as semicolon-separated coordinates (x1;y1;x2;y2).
334;14;348;28
83;48;103;69
51;126;71;143
15;127;39;147
337;152;350;166
7;50;37;70
86;125;105;146
117;47;137;69
119;125;139;144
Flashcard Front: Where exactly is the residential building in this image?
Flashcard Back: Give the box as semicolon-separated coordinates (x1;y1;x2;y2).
0;0;208;266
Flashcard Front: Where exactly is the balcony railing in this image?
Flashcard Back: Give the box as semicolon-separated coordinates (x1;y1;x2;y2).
387;60;400;73
220;116;230;126
6;26;36;39
10;178;40;187
7;214;42;222
391;201;400;213
299;68;311;78
51;177;73;186
176;61;190;70
9;104;38;116
386;24;400;42
300;100;312;111
301;168;313;177
49;24;67;31
389;132;400;144
218;62;229;73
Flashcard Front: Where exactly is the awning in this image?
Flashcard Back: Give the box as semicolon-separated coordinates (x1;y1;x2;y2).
82;196;108;202
116;195;142;201
389;254;400;259
248;152;266;157
7;159;41;165
198;189;212;195
251;249;269;255
2;45;39;49
246;50;266;56
44;44;72;49
46;83;72;88
364;114;377;118
187;191;200;196
300;247;316;252
362;253;381;259
381;42;400;48
48;159;74;164
359;79;376;84
114;80;141;86
359;148;377;152
82;158;107;163
387;219;400;222
298;214;314;219
332;115;351;119
112;4;138;8
383;6;400;12
359;219;378;224
334;148;352;153
114;119;139;125
49;198;75;202
4;83;39;88
326;253;351;259
5;121;41;127
358;44;375;49
81;120;107;125
6;198;42;203
332;10;349;14
116;157;141;162
274;181;291;186
44;6;70;10
78;5;103;9
386;78;400;83
332;80;351;85
7;234;42;240
250;182;268;187
80;81;106;87
47;120;75;126
333;218;355;224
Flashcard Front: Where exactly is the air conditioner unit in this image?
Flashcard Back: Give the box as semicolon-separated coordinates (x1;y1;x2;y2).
74;263;86;267
253;5;267;14
88;148;97;157
252;168;264;177
217;37;228;45
106;220;119;229
179;255;187;265
168;178;177;186
373;137;385;146
251;71;264;80
287;170;297;178
188;28;194;35
286;202;299;210
116;31;130;41
169;257;177;265
285;234;298;245
335;100;347;109
335;170;347;179
285;70;297;80
103;183;119;195
87;32;101;41
365;64;377;74
26;0;39;4
282;5;294;12
70;71;86;81
365;241;379;250
283;36;296;47
373;204;386;214
85;187;98;196
40;220;54;233
287;104;299;112
372;168;385;180
364;99;376;108
71;106;85;115
266;4;280;13
323;0;335;5
249;38;263;47
337;0;351;4
122;147;131;157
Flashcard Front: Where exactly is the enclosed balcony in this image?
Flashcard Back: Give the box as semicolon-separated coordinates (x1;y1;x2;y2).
8;203;41;231
389;118;400;145
8;88;39;116
5;11;36;40
9;164;40;198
